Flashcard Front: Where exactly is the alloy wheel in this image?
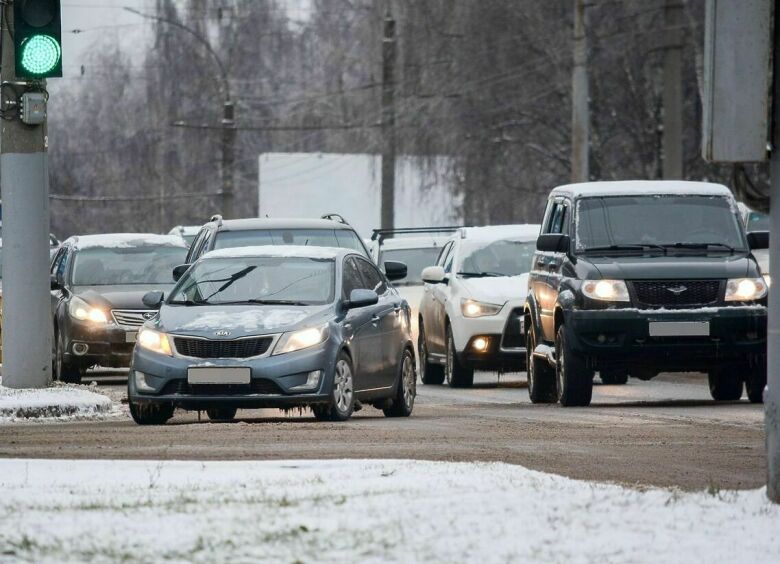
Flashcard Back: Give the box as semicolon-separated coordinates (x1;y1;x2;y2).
401;353;415;410
446;333;454;385
333;359;354;413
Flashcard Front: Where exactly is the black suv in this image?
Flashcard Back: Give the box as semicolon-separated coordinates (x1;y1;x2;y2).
525;181;768;407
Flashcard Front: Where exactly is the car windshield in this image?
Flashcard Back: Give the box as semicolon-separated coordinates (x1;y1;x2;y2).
457;239;536;277
72;246;186;286
169;256;335;305
379;247;442;285
214;228;368;257
575;195;746;252
746;211;770;232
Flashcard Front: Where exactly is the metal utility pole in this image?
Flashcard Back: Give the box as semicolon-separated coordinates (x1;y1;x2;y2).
0;9;52;388
571;0;589;183
381;10;396;230
662;0;684;179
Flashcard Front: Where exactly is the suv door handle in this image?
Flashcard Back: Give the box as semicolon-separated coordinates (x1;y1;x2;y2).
371;315;381;325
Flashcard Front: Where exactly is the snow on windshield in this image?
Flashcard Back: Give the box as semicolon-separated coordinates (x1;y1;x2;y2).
72;246;187;286
458;239;536;277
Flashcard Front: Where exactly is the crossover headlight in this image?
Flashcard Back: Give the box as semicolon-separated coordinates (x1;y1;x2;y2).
273;324;329;355
460;299;504;318
68;296;108;324
582;280;630;302
137;327;173;356
725;278;768;302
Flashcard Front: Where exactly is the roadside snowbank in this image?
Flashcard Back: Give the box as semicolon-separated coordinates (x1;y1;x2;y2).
0;459;776;563
0;379;119;422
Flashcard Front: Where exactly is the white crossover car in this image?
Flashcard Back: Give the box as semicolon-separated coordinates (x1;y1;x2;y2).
418;225;540;387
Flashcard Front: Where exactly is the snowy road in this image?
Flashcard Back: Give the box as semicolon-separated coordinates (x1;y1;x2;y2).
0;371;766;490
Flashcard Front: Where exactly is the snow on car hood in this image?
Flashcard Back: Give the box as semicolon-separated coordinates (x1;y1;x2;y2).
459;274;528;303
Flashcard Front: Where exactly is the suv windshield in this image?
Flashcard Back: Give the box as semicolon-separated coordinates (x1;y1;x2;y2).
576;195;746;252
170;257;335;305
72;246;186;286
379;247;441;285
214;229;368;258
458;239;536;277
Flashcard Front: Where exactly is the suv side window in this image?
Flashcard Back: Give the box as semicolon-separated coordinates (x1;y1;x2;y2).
186;229;208;263
438;242;453;267
355;257;387;295
342;257;365;299
443;244;456;274
549;202;568;234
541;200;556;234
51;247;69;284
335;229;371;259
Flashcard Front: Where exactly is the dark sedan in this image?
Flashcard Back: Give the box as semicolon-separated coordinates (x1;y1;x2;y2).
128;246;415;425
50;234;188;383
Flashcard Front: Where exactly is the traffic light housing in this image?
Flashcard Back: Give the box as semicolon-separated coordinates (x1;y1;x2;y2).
14;0;62;79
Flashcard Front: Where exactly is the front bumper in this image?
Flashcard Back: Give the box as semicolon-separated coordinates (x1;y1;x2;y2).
63;318;140;368
450;303;526;370
564;305;766;372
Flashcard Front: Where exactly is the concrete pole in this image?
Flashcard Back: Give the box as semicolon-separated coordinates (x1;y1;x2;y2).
0;9;52;388
571;0;589;183
221;101;235;220
381;11;396;230
662;0;684;179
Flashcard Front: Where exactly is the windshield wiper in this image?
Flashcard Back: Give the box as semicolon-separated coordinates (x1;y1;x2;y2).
662;242;736;253
168;299;208;306
457;271;504;278
582;244;667;254
241;299;311;306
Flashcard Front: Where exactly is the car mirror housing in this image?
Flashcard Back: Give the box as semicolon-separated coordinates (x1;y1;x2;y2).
142;291;165;309
384;260;408;281
346;289;379;309
747;230;769;250
172;264;189;282
50;274;60;291
421;266;446;284
537;234;571;253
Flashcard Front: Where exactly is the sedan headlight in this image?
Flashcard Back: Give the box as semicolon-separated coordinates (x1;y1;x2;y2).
725;278;768;302
273;324;329;355
582;280;630;302
460;299;504;318
68;296;108;324
137;327;173;356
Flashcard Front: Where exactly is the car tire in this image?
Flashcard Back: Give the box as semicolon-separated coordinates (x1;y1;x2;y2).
600;370;629;385
129;401;174;425
446;325;474;388
418;322;445;385
53;329;83;385
526;326;557;403
745;359;767;404
384;348;416;418
206;407;237;422
314;352;355;422
708;369;743;401
555;324;593;407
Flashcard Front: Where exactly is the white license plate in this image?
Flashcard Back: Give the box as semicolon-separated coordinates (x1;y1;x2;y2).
125;332;138;343
187;367;251;385
649;321;710;337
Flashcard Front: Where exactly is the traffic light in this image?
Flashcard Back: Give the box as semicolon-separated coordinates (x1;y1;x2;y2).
14;0;62;79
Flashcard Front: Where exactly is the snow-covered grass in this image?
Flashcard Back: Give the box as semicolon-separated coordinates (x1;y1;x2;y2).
0;379;120;423
0;459;777;563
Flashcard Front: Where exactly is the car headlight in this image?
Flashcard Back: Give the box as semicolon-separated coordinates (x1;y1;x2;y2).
582;280;630;302
68;296;108;324
460;299;504;318
725;278;768;301
273;324;329;355
137;327;173;356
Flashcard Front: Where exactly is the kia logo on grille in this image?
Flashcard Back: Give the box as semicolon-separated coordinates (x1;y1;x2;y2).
666;285;688;295
142;312;156;320
215;330;231;337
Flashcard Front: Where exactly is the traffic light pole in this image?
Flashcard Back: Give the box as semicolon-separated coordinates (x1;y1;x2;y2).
0;8;53;388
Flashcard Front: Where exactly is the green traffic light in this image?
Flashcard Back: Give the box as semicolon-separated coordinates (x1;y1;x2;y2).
20;34;61;76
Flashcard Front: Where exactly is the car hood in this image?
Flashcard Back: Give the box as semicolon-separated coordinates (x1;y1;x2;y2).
74;285;176;310
459;274;529;303
582;254;754;280
158;303;332;339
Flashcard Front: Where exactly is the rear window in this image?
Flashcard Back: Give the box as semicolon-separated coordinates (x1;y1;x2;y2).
214;228;369;258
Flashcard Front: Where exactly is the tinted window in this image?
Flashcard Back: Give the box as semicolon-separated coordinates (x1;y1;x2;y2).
72;246;186;286
549;203;567;234
342;257;365;298
334;229;370;257
379;247;442;285
355;257;387;294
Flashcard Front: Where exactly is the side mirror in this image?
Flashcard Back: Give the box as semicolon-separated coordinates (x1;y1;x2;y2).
50;274;61;291
537;234;571;253
345;289;379;309
421;266;446;284
747;230;769;250
142;291;165;309
172;264;189;282
384;260;408;281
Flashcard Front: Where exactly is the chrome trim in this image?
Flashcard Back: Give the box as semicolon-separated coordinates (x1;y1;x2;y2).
169;333;281;361
111;309;156;328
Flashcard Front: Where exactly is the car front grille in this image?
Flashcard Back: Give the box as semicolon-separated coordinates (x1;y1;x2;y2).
629;280;722;309
173;336;273;359
112;310;156;327
159;379;283;396
501;308;525;350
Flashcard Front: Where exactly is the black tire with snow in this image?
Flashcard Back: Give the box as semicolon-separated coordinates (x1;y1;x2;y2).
526;326;557;403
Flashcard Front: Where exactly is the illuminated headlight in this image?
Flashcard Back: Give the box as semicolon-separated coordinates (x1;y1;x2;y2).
68;296;108;324
132;370;156;393
137;327;173;356
461;299;504;318
725;278;768;301
273;325;329;355
582;280;630;302
289;370;322;391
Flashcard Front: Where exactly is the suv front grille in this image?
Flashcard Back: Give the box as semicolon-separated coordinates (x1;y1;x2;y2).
629;280;722;309
173;336;273;359
159;379;283;395
501;308;525;349
112;310;156;327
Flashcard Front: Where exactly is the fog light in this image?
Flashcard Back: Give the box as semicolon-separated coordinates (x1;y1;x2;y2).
133;370;155;393
472;337;489;352
597;334;606;344
290;370;322;391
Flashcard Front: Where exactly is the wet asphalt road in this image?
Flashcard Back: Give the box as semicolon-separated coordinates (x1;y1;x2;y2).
0;370;766;491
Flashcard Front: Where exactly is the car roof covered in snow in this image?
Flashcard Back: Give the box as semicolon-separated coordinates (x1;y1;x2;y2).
202;245;345;261
66;233;188;251
458;224;541;242
211;217;358;232
551;180;733;199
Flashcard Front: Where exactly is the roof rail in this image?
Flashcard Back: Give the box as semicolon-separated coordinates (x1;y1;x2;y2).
209;214;223;227
321;213;349;225
371;226;463;242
